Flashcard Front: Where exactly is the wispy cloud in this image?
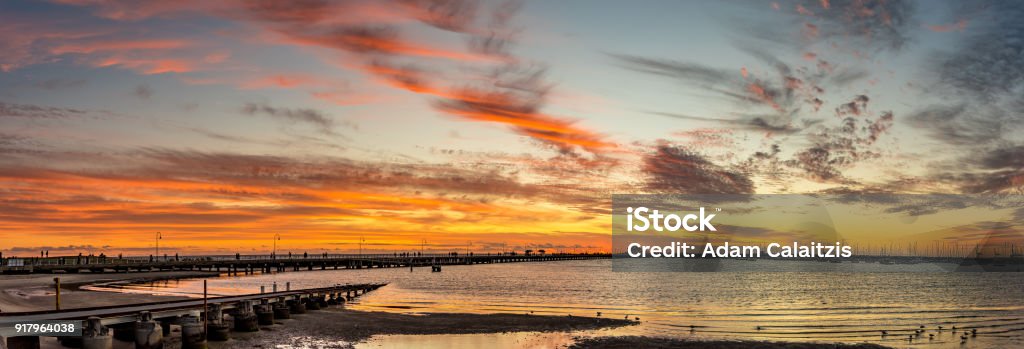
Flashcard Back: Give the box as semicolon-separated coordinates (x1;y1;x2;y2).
241;102;355;135
0;101;89;119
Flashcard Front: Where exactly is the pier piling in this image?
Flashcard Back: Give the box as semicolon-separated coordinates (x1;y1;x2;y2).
82;316;113;349
205;303;229;341
232;301;259;332
133;311;163;349
305;297;321;311
255;304;275;326
179;315;206;349
5;336;39;349
273;297;291;319
288;299;306;314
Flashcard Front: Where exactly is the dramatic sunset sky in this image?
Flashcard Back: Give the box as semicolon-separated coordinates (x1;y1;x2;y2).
1;0;1021;256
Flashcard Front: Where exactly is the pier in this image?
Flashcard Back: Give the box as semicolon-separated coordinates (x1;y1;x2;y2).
0;283;385;349
1;253;610;275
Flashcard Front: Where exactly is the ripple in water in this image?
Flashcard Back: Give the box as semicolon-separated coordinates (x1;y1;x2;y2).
95;259;1024;349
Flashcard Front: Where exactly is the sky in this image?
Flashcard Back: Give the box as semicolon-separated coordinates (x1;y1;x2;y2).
611;194;1023;257
0;0;1022;256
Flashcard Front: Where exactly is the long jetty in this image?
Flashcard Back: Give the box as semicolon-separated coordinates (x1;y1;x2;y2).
0;283;386;349
1;253;611;275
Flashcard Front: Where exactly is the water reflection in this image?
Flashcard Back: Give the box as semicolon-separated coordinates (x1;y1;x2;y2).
87;260;1024;348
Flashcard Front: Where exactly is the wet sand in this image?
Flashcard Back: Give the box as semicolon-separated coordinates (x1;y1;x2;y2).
215;308;635;349
214;309;896;349
568;336;893;349
0;271;215;313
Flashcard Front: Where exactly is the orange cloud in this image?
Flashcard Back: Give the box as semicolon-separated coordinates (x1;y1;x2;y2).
48;39;191;54
0;149;614;255
746;82;782;112
275;26;490;62
311;91;384;106
433;87;617;153
241;74;329;89
94;57;195;74
926;19;968;33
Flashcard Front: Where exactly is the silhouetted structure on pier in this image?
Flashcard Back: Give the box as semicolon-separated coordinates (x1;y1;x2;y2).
1;253;610;274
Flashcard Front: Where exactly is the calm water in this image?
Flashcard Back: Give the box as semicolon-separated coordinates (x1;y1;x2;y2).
89;259;1024;348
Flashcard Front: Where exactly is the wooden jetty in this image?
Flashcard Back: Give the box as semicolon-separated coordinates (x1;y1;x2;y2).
0;283;386;349
1;253;610;275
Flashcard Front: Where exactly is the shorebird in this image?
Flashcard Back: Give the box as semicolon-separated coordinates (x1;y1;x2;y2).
971;328;977;336
920;325;926;329
881;330;888;336
929;334;935;340
634;317;640;321
938;325;944;331
756;326;762;331
596;312;601;317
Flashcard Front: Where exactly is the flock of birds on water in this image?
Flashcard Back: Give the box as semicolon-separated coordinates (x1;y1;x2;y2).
879;325;980;345
554;311;984;345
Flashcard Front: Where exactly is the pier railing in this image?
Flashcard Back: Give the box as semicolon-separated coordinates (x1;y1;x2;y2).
0;253;611;274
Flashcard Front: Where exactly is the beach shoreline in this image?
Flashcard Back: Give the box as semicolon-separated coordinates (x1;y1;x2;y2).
2;272;895;349
0;271;215;313
210;309;896;349
567;336;893;349
213;308;635;349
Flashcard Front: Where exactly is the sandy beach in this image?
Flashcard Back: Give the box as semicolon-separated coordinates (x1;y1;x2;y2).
214;308;635;349
212;309;895;349
568;336;892;349
0;271;215;313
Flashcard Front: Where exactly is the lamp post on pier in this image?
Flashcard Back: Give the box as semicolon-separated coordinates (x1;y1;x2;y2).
155;232;162;261
273;233;281;259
